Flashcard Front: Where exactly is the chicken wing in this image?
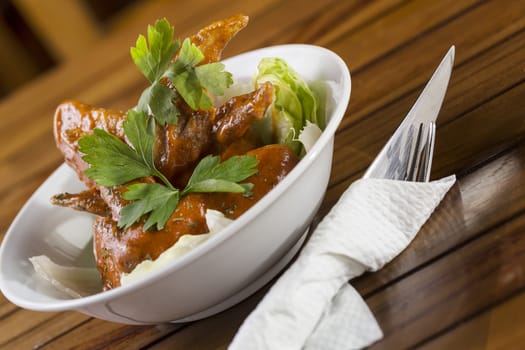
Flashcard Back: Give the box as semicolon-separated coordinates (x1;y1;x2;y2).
190;14;249;64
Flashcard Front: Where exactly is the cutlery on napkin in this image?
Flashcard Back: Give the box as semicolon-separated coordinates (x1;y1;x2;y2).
229;46;456;349
229;176;456;350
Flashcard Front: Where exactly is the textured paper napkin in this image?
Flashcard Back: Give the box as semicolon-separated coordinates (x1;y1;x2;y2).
229;175;456;350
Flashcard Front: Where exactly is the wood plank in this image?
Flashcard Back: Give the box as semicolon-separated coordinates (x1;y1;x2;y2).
419;290;525;349
340;0;525;128
433;83;525;178
0;309;60;346
367;209;525;349
12;0;102;61
37;318;180;350
284;0;406;46
0;312;90;349
330;77;525;190
109;0;283;52
328;0;481;71
0;294;17;319
322;26;525;205
215;0;346;52
0;20;41;93
146;288;269;350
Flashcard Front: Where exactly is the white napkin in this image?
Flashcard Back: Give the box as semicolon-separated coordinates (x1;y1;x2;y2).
229;175;456;350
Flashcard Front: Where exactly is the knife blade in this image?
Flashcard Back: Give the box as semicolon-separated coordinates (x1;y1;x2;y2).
363;45;455;180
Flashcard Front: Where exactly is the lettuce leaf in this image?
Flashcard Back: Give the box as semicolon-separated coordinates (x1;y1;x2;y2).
255;57;321;155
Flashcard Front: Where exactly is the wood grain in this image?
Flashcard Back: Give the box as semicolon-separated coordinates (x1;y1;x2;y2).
367;206;525;349
419;290;525;349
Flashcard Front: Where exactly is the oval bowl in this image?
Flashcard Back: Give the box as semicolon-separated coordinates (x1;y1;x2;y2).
0;44;351;324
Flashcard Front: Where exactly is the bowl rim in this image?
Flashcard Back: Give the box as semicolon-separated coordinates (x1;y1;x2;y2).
0;43;351;312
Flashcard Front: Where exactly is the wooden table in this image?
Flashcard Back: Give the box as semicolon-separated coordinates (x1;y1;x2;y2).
1;0;524;348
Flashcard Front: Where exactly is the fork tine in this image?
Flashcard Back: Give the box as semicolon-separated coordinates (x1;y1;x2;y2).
406;123;424;181
407;122;436;182
419;121;436;182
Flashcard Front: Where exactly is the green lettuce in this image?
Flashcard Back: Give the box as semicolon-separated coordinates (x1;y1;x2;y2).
255;57;322;155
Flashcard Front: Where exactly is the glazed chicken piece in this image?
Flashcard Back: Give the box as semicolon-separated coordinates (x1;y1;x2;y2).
189;14;249;64
154;105;215;181
51;178;155;222
213;81;273;157
54;101;126;187
51;187;109;217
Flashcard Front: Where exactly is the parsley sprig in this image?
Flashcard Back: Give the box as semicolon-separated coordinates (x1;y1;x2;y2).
78;18;258;231
131;18;233;125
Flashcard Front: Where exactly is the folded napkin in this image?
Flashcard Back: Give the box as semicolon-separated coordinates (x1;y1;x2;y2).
229;175;456;350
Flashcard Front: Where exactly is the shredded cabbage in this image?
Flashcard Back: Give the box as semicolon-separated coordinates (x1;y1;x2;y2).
298;121;323;153
29;255;101;298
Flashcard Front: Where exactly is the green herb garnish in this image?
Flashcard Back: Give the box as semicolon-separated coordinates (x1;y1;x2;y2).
78;18;257;231
117;152;257;231
131;18;233;125
80;110;166;186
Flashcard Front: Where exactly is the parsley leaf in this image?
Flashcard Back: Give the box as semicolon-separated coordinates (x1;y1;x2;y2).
174;37;204;67
80;121;259;230
116;155;258;231
120;183;179;230
78;128;153;186
79;109;173;189
166;38;233;110
131;22;233;125
123;109;156;169
195;62;234;96
136;81;179;125
183;155;258;194
130;18;180;82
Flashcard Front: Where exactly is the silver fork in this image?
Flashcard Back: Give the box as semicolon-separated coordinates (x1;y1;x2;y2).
406;121;436;182
363;121;437;183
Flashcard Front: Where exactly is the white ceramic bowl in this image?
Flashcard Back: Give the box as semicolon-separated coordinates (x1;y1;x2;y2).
0;44;351;324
